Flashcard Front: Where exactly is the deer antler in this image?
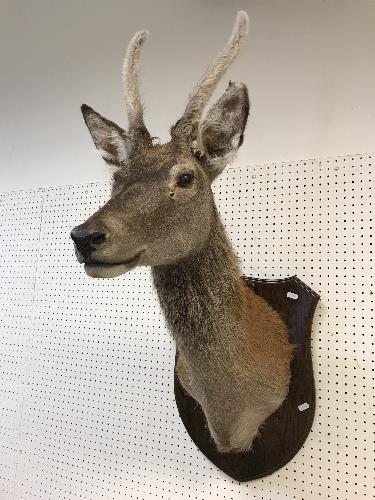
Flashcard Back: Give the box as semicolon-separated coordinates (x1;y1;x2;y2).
122;30;151;142
172;10;249;140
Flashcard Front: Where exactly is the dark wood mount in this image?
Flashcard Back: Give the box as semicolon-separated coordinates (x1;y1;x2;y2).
174;275;320;482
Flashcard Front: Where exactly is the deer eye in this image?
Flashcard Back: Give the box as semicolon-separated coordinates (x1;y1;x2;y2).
177;172;194;188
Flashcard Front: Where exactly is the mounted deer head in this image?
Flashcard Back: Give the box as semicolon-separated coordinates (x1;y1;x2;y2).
71;11;293;456
71;11;249;278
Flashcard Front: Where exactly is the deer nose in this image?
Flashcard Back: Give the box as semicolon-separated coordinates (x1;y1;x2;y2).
70;225;107;259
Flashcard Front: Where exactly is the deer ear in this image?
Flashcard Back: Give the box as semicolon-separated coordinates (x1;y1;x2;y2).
81;104;130;166
194;82;250;181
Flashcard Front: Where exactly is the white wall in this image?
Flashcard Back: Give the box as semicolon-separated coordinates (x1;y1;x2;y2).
1;0;374;193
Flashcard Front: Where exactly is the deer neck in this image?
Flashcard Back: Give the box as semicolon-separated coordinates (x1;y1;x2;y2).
151;210;245;355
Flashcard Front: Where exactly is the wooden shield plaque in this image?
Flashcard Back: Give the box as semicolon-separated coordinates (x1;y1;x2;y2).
174;275;320;482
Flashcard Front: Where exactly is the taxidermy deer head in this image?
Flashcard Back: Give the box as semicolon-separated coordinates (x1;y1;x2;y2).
71;11;293;453
71;11;249;278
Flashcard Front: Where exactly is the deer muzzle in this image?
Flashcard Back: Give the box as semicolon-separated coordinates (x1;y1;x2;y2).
70;221;144;278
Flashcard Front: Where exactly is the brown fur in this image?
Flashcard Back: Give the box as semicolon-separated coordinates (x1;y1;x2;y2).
152;215;293;453
71;11;293;453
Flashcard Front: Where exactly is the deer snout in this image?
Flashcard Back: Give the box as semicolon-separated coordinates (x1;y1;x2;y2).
70;224;107;261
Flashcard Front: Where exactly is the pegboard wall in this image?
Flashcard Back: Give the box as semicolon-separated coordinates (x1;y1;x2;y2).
0;152;373;500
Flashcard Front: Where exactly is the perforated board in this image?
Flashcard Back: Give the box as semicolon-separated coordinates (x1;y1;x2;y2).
0;153;373;499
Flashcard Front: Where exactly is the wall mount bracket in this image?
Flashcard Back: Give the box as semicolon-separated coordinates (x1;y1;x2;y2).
174;275;320;482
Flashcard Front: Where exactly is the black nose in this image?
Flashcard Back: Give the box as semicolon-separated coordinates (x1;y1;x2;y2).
70;225;107;260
